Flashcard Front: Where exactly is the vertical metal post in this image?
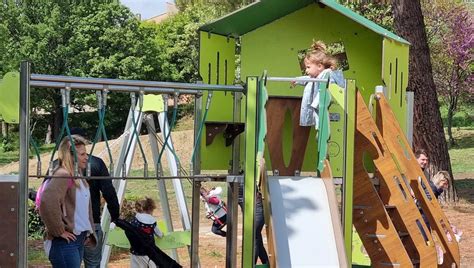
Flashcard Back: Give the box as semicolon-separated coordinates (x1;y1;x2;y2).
226;91;242;268
18;61;30;268
191;92;203;267
144;114;178;260
101;109;142;267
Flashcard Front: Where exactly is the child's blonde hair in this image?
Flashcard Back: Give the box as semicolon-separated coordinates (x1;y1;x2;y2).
135;197;157;213
305;40;338;70
432;171;450;188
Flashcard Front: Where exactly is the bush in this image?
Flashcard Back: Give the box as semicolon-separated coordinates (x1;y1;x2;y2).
28;201;45;239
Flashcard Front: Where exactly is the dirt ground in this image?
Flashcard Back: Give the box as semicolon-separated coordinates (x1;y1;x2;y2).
2;130;472;267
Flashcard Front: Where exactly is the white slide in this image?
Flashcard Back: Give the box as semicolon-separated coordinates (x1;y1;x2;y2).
266;176;347;268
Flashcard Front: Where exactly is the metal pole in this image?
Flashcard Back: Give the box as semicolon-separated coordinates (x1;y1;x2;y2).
18;61;30;268
226;91;242;268
144;114;178;260
30;74;244;93
265;76;327;83
191;92;203;267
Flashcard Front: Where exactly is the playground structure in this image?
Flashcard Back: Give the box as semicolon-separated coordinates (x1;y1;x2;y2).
0;0;462;267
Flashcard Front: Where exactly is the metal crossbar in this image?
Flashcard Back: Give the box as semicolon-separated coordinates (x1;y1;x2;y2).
30;74;244;94
27;174;229;181
265;76;328;83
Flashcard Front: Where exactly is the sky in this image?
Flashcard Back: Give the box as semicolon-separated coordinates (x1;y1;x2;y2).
121;0;174;20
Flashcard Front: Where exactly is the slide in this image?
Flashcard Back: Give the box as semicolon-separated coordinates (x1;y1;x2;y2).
265;176;347;268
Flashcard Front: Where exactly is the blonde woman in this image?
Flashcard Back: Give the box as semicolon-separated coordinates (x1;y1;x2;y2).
430;171;450;200
39;135;96;268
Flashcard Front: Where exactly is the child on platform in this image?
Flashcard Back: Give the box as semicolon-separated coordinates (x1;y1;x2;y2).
292;40;345;128
200;186;227;237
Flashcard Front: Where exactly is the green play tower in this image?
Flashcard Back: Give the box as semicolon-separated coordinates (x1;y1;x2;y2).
197;0;410;267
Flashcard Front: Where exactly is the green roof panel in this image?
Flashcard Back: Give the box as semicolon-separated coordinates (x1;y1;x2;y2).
199;0;313;36
199;0;409;45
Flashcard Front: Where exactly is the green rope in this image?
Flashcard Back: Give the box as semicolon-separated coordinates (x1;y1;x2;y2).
49;90;78;174
88;91;114;173
190;92;213;166
123;93;147;170
29;136;41;162
157;95;180;167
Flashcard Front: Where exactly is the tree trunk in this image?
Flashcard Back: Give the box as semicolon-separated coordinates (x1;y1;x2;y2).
1;121;7;139
447;104;455;147
45;124;52;144
392;0;457;202
52;94;64;143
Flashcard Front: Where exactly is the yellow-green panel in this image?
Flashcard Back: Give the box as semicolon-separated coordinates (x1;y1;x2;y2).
142;94;164;113
352;227;371;266
382;38;409;134
241;4;383;99
239;5;384;172
326;83;346;177
0;72;20;124
242;77;258;268
198;32;237;170
344;80;356;264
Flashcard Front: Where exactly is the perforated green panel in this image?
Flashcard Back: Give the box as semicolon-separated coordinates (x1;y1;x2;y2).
382;38;409;134
198;32;237;170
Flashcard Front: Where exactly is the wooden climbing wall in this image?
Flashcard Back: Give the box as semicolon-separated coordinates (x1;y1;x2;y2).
353;91;439;267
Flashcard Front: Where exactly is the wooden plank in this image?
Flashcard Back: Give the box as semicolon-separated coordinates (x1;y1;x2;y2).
354;91;437;267
375;93;460;267
322;159;349;268
265;98;310;176
0;182;19;268
260;158;277;268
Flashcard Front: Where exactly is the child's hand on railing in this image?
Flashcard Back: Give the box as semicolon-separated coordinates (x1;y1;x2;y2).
290;81;297;88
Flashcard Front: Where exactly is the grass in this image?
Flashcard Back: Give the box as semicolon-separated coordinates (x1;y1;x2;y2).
0;143;54;167
448;128;474;173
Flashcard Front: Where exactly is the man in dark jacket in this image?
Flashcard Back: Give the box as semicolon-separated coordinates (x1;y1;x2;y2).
70;128;120;268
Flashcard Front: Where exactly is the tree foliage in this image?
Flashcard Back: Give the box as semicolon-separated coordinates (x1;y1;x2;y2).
340;1;394;31
147;3;238;84
175;0;252;13
423;0;473;146
0;1;160;140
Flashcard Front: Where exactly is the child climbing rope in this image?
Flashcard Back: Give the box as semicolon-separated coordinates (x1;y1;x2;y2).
200;186;227;237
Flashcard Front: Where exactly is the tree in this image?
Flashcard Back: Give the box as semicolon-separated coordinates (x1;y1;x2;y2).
392;0;457;201
0;1;161;141
175;0;252;12
148;3;232;83
423;0;473;146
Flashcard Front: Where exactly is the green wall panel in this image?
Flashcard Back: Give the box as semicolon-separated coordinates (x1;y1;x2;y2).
198;32;237;170
382;38;409;134
240;4;383;173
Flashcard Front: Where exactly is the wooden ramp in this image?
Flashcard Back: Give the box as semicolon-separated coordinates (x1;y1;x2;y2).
374;93;460;267
353;91;438;267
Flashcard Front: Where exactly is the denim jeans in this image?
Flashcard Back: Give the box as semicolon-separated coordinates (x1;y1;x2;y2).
84;223;103;268
239;197;269;264
254;199;269;264
49;231;87;268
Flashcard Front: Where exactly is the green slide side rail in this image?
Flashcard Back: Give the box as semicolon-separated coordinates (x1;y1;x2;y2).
242;76;261;268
